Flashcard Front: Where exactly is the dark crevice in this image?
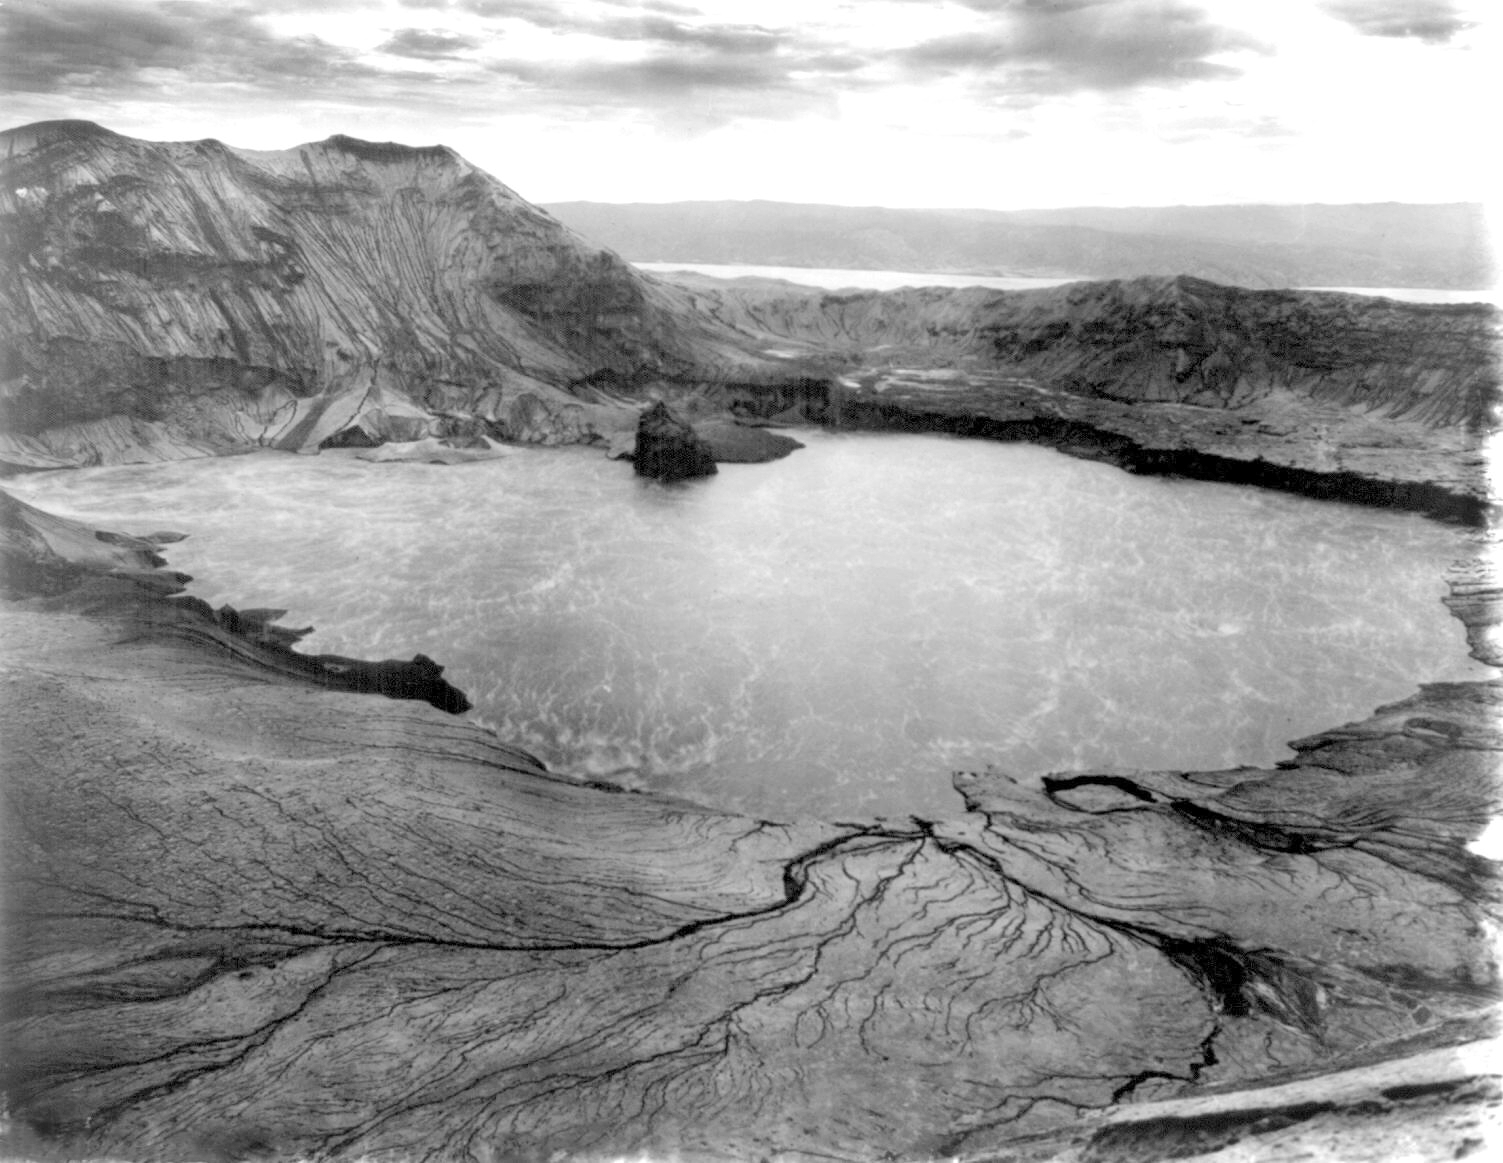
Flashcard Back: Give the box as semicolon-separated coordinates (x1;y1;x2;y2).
31;825;924;964
1168;800;1329;854
1082;1100;1337;1162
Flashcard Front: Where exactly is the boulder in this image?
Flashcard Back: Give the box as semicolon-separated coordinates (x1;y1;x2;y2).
632;400;718;481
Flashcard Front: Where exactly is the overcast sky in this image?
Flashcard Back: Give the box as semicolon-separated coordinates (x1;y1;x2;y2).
0;0;1492;209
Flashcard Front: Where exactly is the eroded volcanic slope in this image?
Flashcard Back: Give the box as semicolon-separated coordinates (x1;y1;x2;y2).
0;119;790;468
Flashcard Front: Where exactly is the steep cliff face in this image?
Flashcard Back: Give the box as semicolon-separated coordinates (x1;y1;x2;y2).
0;120;774;469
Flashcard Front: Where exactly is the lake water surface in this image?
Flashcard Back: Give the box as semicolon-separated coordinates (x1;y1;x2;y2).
11;432;1488;821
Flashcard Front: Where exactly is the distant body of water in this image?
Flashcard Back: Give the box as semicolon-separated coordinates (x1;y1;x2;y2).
11;432;1486;823
635;263;1080;293
637;262;1498;304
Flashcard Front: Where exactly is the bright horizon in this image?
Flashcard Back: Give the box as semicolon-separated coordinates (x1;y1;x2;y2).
0;0;1495;215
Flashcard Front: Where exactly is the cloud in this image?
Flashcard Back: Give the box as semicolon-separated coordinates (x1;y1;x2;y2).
486;50;846;126
379;28;481;60
0;0;859;135
0;0;387;95
458;0;704;15
1318;0;1472;43
460;2;851;126
635;1;703;13
599;16;783;55
897;0;1265;93
458;0;595;25
455;1;773;54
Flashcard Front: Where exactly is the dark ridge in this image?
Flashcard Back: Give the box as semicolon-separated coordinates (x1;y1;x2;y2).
321;134;456;164
1082;1102;1336;1163
154;595;473;716
1121;449;1488;527
815;395;1487;526
1381;1079;1469;1102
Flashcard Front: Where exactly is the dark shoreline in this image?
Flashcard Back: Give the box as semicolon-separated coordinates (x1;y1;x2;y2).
803;400;1488;526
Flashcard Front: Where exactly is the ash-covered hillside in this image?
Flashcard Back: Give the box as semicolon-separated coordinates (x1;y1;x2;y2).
0;120;788;469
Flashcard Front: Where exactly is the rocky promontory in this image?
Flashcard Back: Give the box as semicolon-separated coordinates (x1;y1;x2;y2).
1;497;1497;1160
0;490;473;712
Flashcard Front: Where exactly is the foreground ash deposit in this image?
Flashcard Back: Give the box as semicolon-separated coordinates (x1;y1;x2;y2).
1;491;1499;1161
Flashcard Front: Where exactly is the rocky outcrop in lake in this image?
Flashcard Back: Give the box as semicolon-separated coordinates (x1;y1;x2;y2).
1;495;1498;1161
632;399;718;481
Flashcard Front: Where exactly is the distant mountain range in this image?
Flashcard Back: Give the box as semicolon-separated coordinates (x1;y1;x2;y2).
542;200;1493;291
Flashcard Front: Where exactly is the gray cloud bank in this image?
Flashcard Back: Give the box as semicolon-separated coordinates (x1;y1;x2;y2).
0;0;1469;133
896;0;1267;93
0;0;388;95
1319;0;1473;43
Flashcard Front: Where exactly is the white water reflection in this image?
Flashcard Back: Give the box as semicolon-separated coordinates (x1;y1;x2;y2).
635;262;1081;293
10;432;1489;821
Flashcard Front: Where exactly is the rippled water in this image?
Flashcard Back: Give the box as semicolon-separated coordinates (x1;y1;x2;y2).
10;432;1488;821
